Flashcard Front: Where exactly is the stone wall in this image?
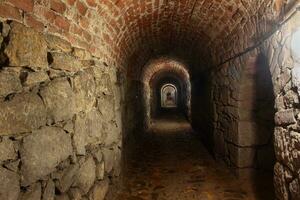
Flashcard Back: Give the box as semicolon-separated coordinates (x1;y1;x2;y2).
0;21;123;200
211;6;300;200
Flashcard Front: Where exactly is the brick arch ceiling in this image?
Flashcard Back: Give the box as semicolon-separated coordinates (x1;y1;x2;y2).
97;0;273;76
4;0;273;78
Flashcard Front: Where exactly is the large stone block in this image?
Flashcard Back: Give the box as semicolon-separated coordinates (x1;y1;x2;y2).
0;68;22;97
45;34;72;53
74;156;96;194
56;164;79;193
0;137;17;162
20;127;73;186
40;78;76;122
24;71;49;86
51;53;82;72
275;109;296;126
42;179;55;200
89;179;109;200
74;109;105;155
0;166;20;200
103;148;115;174
97;94;115;122
5;22;48;70
72;70;96;113
19;182;42;200
0;92;47;135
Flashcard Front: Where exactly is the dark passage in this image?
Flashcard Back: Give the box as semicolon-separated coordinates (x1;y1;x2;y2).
112;114;274;200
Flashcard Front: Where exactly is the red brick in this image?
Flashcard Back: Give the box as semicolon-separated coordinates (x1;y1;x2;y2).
86;0;97;7
0;2;22;21
70;24;83;36
76;1;87;16
67;0;76;6
79;17;89;29
24;14;45;32
50;0;66;14
82;30;92;42
54;15;70;31
7;0;34;12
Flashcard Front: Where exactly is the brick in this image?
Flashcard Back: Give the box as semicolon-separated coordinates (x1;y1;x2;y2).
24;14;45;32
76;1;87;16
0;2;22;21
54;15;70;31
86;0;97;7
50;0;66;14
67;0;76;6
7;0;34;12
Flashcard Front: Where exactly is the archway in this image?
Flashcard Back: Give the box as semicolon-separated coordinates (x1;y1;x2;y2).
161;84;178;108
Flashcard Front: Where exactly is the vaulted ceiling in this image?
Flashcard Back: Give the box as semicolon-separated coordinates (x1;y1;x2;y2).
96;0;275;76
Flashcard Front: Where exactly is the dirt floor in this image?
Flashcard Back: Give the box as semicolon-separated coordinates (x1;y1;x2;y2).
110;115;275;200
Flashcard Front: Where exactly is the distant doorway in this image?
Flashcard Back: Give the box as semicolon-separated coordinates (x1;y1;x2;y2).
161;84;177;108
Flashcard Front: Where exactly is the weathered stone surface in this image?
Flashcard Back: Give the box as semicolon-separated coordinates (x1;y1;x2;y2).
40;78;76;122
55;194;69;200
97;94;115;122
21;127;73;186
0;92;46;135
290;178;300;200
89;179;109;200
5;22;48;70
2;22;10;37
103;148;114;174
73;70;96;113
42;179;55;200
93;148;103;163
275;109;296;126
45;35;72;53
4;160;20;172
0;166;20;200
20;182;42;200
74;156;96;194
51;53;82;72
96;162;105;180
73;48;92;60
74;110;105;155
0;68;22;97
67;188;82;200
0;137;17;162
274;163;289;200
56;164;79;193
24;71;49;86
274;128;300;172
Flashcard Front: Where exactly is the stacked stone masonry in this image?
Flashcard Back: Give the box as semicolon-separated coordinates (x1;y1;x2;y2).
211;8;300;200
0;21;122;200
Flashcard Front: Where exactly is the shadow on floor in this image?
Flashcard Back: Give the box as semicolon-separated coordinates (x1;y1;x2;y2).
110;114;274;200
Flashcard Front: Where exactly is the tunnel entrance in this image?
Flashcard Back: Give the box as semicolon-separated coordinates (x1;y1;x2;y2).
161;84;177;108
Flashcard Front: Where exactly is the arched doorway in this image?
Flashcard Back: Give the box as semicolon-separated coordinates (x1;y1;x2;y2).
161;84;178;108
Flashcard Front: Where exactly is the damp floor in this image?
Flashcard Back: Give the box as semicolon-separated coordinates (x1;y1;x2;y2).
111;115;275;200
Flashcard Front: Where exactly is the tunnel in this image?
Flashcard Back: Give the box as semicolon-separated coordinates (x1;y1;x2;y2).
0;0;300;200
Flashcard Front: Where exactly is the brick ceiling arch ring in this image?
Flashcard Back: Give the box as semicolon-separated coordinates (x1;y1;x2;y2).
141;57;190;86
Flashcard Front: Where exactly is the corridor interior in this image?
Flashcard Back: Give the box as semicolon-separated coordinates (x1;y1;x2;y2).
114;112;274;200
0;1;300;200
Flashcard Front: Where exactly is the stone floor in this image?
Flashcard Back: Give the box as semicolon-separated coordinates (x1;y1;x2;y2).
112;115;275;200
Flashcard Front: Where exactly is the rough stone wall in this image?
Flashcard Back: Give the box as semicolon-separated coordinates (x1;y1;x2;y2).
211;5;300;200
0;21;123;200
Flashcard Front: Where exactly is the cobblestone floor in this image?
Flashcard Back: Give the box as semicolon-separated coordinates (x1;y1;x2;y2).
113;115;274;200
